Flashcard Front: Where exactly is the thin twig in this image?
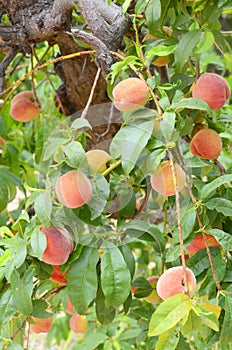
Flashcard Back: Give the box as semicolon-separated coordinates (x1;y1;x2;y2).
133;183;151;219
10;316;29;341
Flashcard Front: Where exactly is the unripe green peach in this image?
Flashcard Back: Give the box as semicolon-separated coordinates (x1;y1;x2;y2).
190;128;222;160
192;73;230;110
55;170;92;208
86;149;111;174
40;226;74;265
69;313;89;334
10;91;41;122
112;78;150;112
30;316;53;334
156;266;196;300
150;161;186;196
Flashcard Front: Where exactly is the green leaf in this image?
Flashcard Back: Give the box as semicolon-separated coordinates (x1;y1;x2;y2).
207;229;232;251
0;166;23;187
194;31;214;54
205;198;232;216
95;282;115;325
62;141;86;168
145;148;166;174
71;118;92;130
160;111;176;141
0;289;16;323
181;309;202;335
146;45;177;59
67;246;99;315
156;327;180;350
34;192;52;226
88;174;109;220
10;269;33;316
171;97;210;112
30;227;47;259
175;29;201;70
186;247;219;276
32;299;51;318
148;294;192;336
73;330;107;350
197;305;219;331
110;119;154;174
220;295;232;344
101;241;131;308
119;245;136;279
145;0;161;32
201;175;232;199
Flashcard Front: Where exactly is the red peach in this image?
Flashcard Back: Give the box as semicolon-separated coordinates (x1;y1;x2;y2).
112;78;150;112
190;128;222;160
40;226;74;265
66;297;75;315
150;160;186;196
30;316;53;334
156;266;196;300
192;73;230;110
186;233;220;257
49;265;68;284
69;313;89;334
55;170;92;209
10;91;41;122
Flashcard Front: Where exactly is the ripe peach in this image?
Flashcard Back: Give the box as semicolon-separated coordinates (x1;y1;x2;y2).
66;297;75;315
86;149;111;174
150;160;186;196
156;266;196;300
30;316;53;333
152;55;170;67
192;73;231;110
10;91;41;122
186;233;220;257
112;78;150;112
69;313;89;334
144;276;161;304
49;265;68;284
190;128;222;160
55;170;92;208
40;226;74;265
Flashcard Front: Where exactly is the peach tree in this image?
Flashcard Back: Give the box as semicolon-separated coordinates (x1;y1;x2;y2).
0;0;232;349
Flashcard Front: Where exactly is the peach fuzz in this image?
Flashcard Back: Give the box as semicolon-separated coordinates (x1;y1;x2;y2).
190;128;222;160
86;149;111;174
49;265;68;284
112;78;150;112
150;161;186;196
30;316;53;334
40;226;74;265
156;266;196;300
55;170;92;208
69;313;89;334
192;73;230;110
10;91;41;122
186;233;220;257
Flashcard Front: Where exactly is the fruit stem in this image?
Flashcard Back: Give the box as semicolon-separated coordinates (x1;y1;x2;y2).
102;159;122;177
167;148;190;297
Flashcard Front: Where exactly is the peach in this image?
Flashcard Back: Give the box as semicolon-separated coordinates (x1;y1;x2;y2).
144;276;161;304
152;55;170;67
86;149;111;174
190;128;222;160
191;123;208;138
112;78;150;112
10;91;41;122
55;170;92;208
66;297;75;315
192;73;230;110
69;313;89;334
156;266;196;300
150;160;186;196
49;265;68;284
186;233;220;257
30;316;53;334
40;226;74;265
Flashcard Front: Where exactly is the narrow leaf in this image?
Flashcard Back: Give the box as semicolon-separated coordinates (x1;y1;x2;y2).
175;29;201;70
220;295;232;344
201;175;232;199
10;270;33;316
206;198;232;216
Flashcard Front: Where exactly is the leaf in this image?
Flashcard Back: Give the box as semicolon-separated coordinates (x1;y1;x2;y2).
62;141;86;168
95;282;115;325
119;245;136;279
175;29;201;70
220;295;232;344
145;45;177;59
10;269;33;316
73;331;107;350
34;192;52;226
67;246;99;315
110;119;154;174
88;174;109;220
145;0;161;32
145;148;166;174
155;327;180;350
197;305;219;331
160;111;176;141
181;309;202;335
186;247;219;276
201;175;232;199
205;198;232;216
171;97;210;112
32;299;51;318
148;294;192;336
0;289;16;323
198;303;221;319
30;227;47;260
194;31;214;54
207;229;232;251
71;118;92;130
101;241;131;308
